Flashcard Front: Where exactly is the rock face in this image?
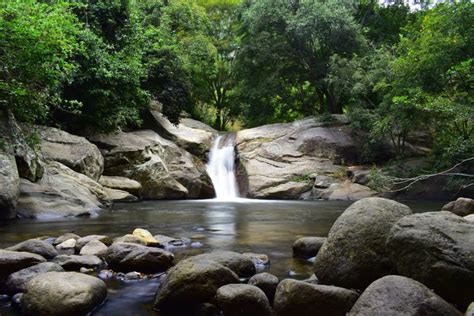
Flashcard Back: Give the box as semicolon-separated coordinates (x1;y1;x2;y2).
22;272;107;316
441;197;474;216
386;211;474;309
35;126;104;180
7;239;58;259
188;251;256;278
248;273;279;304
313;197;412;290
216;284;272;316
0;152;20;219
273;279;359;316
90;130;214;199
348;275;461;316
5;262;64;294
105;242;174;273
154;259;240;314
292;237;326;259
0;250;46;282
236;117;372;199
145;106;217;158
17;161;110;218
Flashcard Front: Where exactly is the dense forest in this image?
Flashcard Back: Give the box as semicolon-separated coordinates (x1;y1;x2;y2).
1;0;473;168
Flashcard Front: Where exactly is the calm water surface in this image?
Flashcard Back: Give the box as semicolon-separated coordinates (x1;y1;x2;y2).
0;199;443;315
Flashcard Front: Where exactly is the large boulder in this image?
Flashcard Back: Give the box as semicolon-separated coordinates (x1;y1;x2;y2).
441;197;474;217
90;130;214;199
105;242;174;273
236;117;365;199
17;161;110;218
145;105;217;158
5;262;64;294
188;251;256;278
248;273;279;304
348;275;461;316
386;211;474;309
215;284;272;316
53;255;103;271
313;197;412;290
0;250;46;282
273;279;359;316
0;152;20;219
34;126;104;180
7;239;58;259
292;237;326;259
22;272;107;316
154;259;240;314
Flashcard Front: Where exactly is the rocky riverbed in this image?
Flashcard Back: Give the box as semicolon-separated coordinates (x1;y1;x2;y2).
1;197;473;315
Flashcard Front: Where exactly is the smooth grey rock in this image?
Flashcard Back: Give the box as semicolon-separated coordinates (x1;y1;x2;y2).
216;284;272;316
314;197;412;290
442;197;474;217
35;125;104;180
0;152;19;219
104;187;138;202
154;259;239;314
53;255;103;271
105;242;173;273
248;273;279;304
54;233;80;246
75;235;110;251
348;275;461;316
188;251;256;278
5;262;64;294
7;239;58;259
386;211;474;309
0;250;46;282
79;240;108;257
55;239;76;255
292;237;326;258
99;175;142;196
22;272;107;316
113;234;147;246
273;279;359;316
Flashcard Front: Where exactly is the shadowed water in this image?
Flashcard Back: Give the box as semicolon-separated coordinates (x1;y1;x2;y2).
0;199;443;315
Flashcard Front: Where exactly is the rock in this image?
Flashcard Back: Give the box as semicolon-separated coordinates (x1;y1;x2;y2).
7;239;58;259
113;234;146;245
464;214;474;222
386;211;474;309
189;251;256;278
55;239;76;255
243;253;270;267
34;125;104;180
105;242;173;273
104;187;138;202
11;293;22;309
292;237;326;259
313;197;412;290
0;250;46;282
75;235;110;251
236;117;361;198
442;197;474;217
348;275;461;316
311;181;376;200
154;259;239;314
22;272;107;316
248;273;279;304
132;228;160;247
53;255;103;271
17;162;110;218
466;303;474;316
79;240;108;257
99;175;142;196
154;235;187;248
216;284;272;316
0;152;20;219
54;233;80;246
90;130;214;199
145;106;217;158
5;262;64;294
273;279;359;316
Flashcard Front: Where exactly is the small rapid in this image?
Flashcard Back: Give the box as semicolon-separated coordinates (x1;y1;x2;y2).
206;134;240;201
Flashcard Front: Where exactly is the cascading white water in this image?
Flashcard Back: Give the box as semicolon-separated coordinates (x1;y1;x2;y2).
207;134;240;200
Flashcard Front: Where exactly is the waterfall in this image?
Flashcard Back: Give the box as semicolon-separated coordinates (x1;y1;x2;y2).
207;134;240;200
